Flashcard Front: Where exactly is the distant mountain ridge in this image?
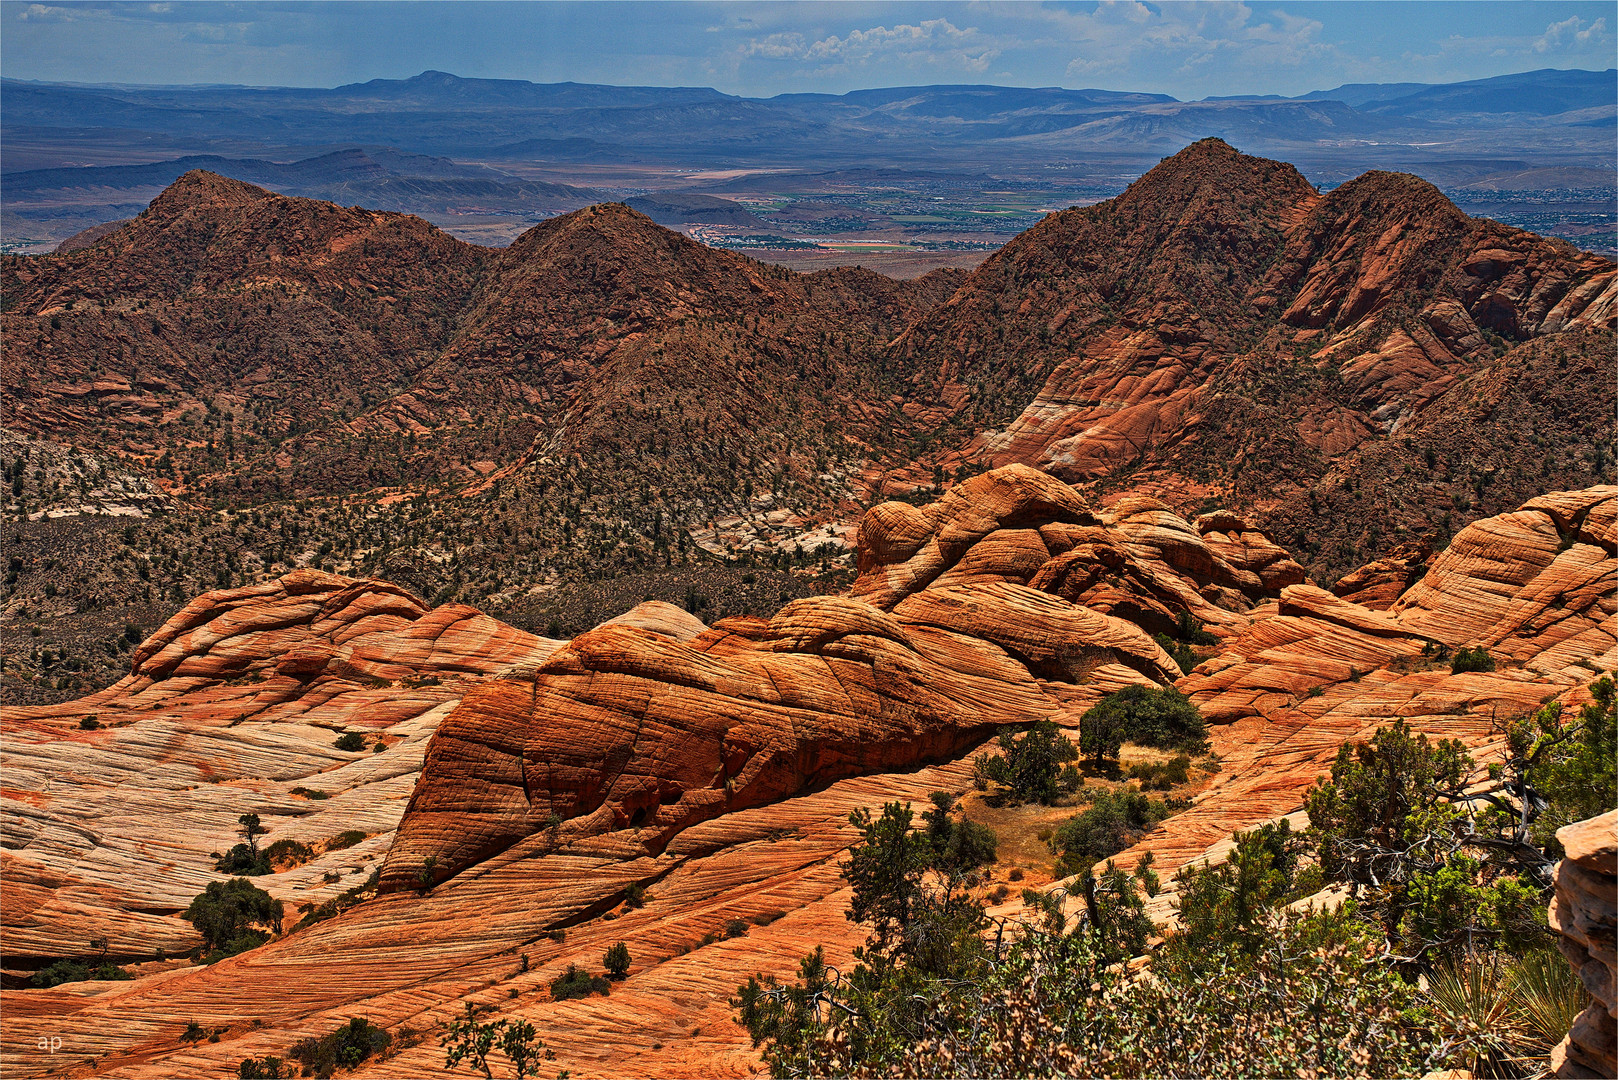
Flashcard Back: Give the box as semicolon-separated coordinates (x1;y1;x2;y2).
3;67;1611;173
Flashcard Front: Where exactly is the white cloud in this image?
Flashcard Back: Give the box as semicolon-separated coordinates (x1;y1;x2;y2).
734;16;1001;77
742;32;806;59
1533;15;1607;53
804;19;977;62
16;4;92;22
1039;1;1337;88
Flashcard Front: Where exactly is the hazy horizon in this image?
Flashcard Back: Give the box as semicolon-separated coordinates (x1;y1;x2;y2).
2;1;1612;101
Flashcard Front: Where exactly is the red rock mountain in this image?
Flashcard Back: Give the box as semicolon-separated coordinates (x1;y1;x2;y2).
2;174;958;503
2;141;1613;716
4;142;1613;593
890;138;1615;577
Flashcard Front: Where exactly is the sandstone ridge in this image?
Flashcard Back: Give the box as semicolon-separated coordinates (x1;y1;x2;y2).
2;477;1614;1080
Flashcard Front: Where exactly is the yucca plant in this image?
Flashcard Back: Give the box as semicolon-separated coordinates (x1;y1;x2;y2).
1425;953;1518;1078
1505;947;1589;1072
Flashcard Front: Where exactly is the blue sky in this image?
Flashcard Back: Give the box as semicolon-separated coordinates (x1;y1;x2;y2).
2;1;1612;100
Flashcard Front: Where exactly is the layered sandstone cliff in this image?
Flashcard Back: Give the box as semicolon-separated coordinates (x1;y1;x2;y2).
1550;811;1618;1080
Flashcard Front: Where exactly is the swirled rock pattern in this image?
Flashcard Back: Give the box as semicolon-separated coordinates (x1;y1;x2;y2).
2;479;1613;1080
1550;811;1617;1080
1111;486;1615;876
0;569;556;963
382;466;1230;892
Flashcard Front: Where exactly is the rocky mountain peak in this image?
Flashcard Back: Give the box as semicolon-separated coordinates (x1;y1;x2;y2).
137;168;275;220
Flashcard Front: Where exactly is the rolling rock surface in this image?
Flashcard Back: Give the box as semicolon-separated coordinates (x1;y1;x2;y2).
381;465;1203;892
1066;483;1614;898
0;568;557;963
1550;810;1617;1080
3;474;1615;1079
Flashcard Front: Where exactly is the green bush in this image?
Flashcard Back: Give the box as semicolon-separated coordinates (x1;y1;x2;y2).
264;839;313;867
326;830;366;851
237;1055;290;1079
1153;633;1198;676
1050;789;1170;873
30;958;132;988
184;877;283;953
289;1017;390;1078
1450;646;1496;674
550;964;610;1000
215;843;269;875
1171;820;1307;959
604;941;632;978
441;1004;548;1079
972;720;1081;804
1523;676;1617;850
1079;685;1208;764
922;791;998;873
334;732;366;752
1177;609;1218;645
1126;754;1191;790
624;882;647;908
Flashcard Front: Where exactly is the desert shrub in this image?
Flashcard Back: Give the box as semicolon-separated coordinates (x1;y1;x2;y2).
923;791;998;873
78;716;102;730
415;855;438;894
1176;609;1218;645
184;877;283;954
30;958;132;988
1169;820;1308;960
1049;790;1169;872
604;941;632;978
1079;686;1208;764
894;914;1440;1080
334;731;366;752
1306;716;1565;964
1520;676;1617;851
263;838;313;868
216;812;273;874
215;844;269;875
724;919;750;939
1505;946;1591;1062
972;720;1081;804
237;1055;290;1079
289;1017;390;1078
1125;754;1191;790
624;882;647;908
1152;633;1198;676
751;910;786;926
442;1003;549;1079
293;867;380;931
326;830;366;851
1450;645;1496;673
550;964;610;1000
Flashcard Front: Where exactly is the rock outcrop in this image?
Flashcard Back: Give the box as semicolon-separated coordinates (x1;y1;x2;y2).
1;569;555;961
384;466;1251;892
3;479;1613;1080
1550;811;1618;1080
890;139;1616;585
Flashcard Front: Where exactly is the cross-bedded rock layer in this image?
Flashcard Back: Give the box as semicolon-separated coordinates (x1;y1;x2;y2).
1549;811;1617;1079
381;465;1261;891
1;569;557;963
2;477;1612;1079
